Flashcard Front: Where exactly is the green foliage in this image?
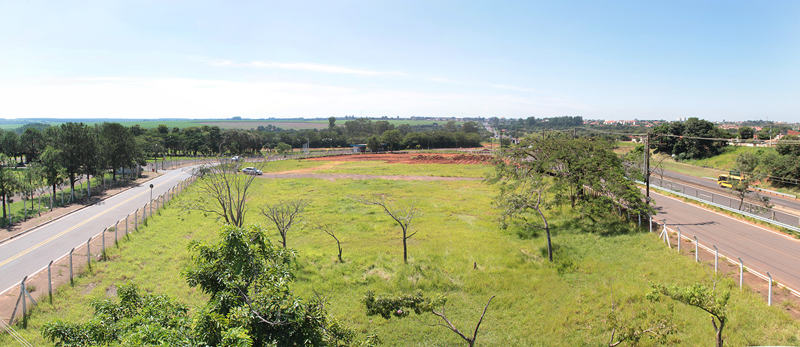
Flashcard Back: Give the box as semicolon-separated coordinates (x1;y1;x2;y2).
7;168;800;346
276;142;292;154
183;224;360;346
649;283;730;347
652;118;730;160
363;291;443;319
488;135;652;261
40;283;192;347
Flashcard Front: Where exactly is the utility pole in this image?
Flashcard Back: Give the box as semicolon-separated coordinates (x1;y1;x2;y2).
644;133;651;200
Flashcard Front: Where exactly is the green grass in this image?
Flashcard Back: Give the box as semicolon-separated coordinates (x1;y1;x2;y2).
3;172;799;346
684;146;775;171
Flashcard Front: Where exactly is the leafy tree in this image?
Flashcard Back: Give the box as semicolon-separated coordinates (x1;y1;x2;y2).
1;131;20;162
381;130;402;151
727;152;767;210
737;126;754;140
757;130;771;140
56;123;100;200
184;224;365;346
776;135;800;156
373;120;394;135
488;136;651;261
649;283;729;347
367;136;381;153
260;199;310;248
353;195;418;264
461;121;480;134
275;142;292;154
39;146;66;210
19;127;44;163
328;116;336;129
0;154;18;221
444;121;457;133
41;283;194;347
99;122;139;181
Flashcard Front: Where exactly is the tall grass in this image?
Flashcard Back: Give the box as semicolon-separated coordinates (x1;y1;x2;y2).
3;172;799;346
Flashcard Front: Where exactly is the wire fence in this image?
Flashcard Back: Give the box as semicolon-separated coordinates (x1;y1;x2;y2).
650;218;795;308
610;196;794;308
0;175;198;330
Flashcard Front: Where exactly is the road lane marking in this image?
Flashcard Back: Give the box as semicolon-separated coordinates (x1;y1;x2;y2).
0;178;180;267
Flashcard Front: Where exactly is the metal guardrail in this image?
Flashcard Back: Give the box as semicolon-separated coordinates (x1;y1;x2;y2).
752;187;797;199
638;180;800;233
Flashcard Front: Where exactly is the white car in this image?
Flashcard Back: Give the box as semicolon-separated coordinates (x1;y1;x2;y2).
242;167;262;175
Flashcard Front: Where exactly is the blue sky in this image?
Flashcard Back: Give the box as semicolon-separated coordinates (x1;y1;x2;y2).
1;1;798;122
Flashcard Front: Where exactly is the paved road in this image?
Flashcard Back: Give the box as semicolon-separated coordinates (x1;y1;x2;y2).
653;169;800;212
0;168;193;295
653;190;800;293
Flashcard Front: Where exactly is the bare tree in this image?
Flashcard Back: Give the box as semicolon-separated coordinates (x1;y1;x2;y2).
352;194;418;264
431;296;495;347
313;219;344;262
190;158;263;227
261;199;310;248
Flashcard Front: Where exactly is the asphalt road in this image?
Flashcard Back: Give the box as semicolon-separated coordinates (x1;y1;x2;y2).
0;168;193;295
654;168;800;212
653;190;800;293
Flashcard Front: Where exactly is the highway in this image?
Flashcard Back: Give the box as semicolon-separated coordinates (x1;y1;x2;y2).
653;189;800;293
0;167;192;295
653;168;800;212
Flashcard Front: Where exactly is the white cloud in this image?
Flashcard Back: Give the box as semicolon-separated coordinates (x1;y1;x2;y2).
206;58;407;76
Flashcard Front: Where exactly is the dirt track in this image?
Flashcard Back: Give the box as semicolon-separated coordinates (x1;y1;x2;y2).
305;152;493;165
260;172;480;181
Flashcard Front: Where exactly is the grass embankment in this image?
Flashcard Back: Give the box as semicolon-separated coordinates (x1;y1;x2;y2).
4;163;800;346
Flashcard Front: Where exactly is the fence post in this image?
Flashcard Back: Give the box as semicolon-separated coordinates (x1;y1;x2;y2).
649;215;652;233
738;257;743;290
638;213;641;228
767;272;773;306
69;248;74;285
134;209;138;230
115;221;119;244
714;245;718;273
101;228;106;259
694;236;698;262
677;227;682;253
21;277;27;328
87;237;91;268
48;260;53;303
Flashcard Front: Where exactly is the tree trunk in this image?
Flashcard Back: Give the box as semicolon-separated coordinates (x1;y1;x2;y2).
1;194;6;220
546;226;553;262
403;231;408;264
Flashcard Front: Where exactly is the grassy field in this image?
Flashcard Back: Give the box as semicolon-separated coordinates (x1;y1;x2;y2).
3;161;799;346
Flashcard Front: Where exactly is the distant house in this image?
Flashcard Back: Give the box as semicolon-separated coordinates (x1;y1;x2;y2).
788;130;800;136
350;144;367;153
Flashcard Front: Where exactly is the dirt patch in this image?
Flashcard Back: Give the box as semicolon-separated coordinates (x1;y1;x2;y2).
305;152;493;165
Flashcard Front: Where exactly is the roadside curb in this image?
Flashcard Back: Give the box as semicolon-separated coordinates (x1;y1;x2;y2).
0;174;164;246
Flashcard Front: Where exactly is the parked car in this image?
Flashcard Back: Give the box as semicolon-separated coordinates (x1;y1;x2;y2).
242;167;262;175
231;156;241;161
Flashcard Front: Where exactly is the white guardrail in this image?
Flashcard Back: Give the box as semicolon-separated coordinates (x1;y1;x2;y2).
637;180;800;234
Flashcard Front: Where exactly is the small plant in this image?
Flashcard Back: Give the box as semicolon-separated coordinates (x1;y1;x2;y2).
25;284;36;293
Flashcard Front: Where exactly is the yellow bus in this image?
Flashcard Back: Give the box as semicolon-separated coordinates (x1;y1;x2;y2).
717;173;744;188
